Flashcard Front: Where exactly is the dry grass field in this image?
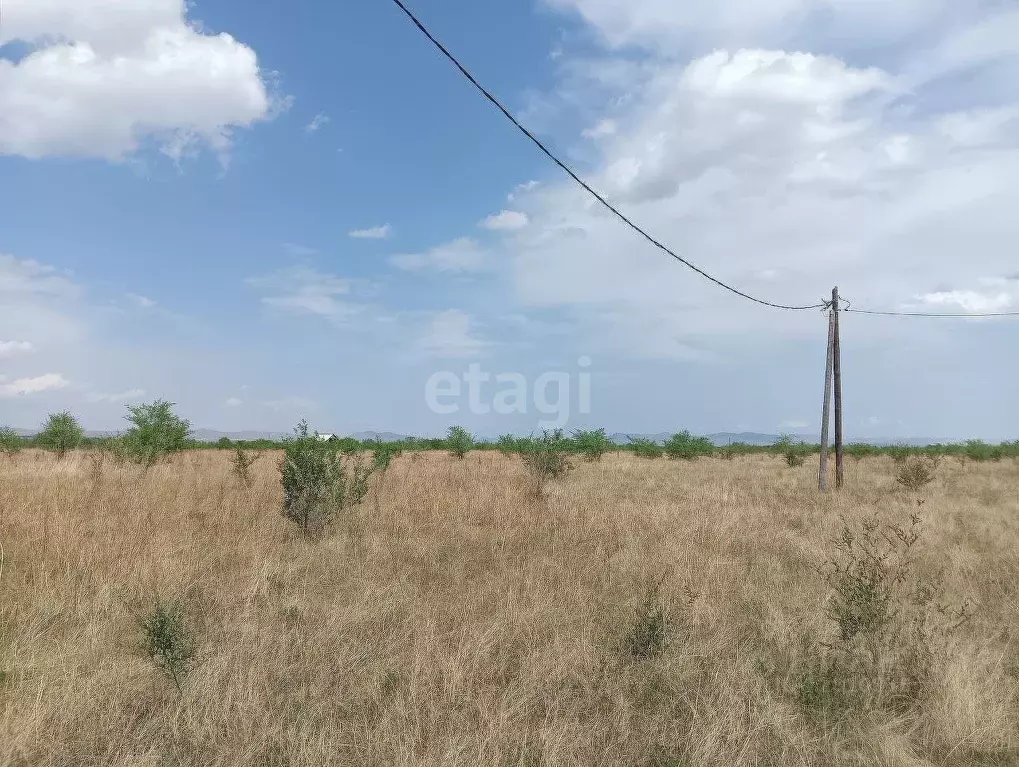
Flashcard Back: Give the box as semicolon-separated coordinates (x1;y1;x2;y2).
1;449;1017;766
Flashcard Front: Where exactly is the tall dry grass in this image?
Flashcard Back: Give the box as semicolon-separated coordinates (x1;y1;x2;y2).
1;449;1017;766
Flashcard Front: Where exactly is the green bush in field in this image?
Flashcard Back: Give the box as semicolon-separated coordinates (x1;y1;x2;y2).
37;411;83;459
139;596;199;696
520;429;573;494
446;426;474;460
122;400;191;468
497;433;518;456
279;420;373;536
572;428;613;461
663;431;714;461
629;437;663;460
845;443;877;462
776;435;808;467
0;426;22;458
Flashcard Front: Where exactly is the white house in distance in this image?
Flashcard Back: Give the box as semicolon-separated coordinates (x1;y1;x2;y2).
317;433;339;442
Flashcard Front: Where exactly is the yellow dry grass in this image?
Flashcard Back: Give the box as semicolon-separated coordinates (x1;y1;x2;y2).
1;449;1017;766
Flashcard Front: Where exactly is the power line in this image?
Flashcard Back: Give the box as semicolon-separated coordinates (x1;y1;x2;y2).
385;0;827;312
845;307;1019;318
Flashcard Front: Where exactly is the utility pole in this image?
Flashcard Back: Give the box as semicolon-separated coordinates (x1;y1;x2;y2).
818;301;835;492
833;286;845;489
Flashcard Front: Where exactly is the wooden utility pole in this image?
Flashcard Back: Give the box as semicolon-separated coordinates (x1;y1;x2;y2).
832;286;845;489
818;303;835;491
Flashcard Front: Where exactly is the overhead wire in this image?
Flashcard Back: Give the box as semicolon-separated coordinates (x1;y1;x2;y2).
385;0;827;312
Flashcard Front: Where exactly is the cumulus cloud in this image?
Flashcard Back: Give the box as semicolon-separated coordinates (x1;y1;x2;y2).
390;238;488;272
419;310;489;358
0;340;33;358
479;210;530;231
0;0;279;161
0;373;70;398
506;11;1019;358
349;224;392;240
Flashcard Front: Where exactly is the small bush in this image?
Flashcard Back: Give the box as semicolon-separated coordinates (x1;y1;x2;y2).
446;426;474;460
776;435;807;467
279;420;373;535
521;429;573;495
231;447;262;486
629;437;663;460
497;433;518;456
37;411;83;459
625;577;669;660
572;428;613;461
121;400;191;468
663;431;714;461
845;443;877;462
895;456;936;491
795;512;974;722
0;426;22;458
139;597;199;695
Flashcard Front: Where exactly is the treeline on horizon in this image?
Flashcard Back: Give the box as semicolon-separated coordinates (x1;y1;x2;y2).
9;425;1019;463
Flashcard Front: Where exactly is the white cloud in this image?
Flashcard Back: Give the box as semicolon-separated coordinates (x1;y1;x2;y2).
582;118;617;139
479;210;530;231
348;224;392;240
390;237;488;272
0;340;34;358
126;293;156;309
249;266;366;324
507;25;1019;358
913;278;1019;314
0;373;70;398
419;310;489;358
225;397;243;407
508;180;540;201
305;113;330;133
0;0;279;161
86;388;146;404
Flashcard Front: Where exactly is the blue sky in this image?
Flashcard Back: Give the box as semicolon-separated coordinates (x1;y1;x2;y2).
2;0;1018;440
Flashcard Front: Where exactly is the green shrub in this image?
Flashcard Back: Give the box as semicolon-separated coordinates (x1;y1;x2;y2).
572;428;613;461
844;443;876;462
794;512;974;722
625;577;669;660
279;421;373;535
0;426;22;458
121;400;191;468
629;437;663;460
663;431;714;460
775;435;808;467
497;433;518;456
36;411;83;459
520;429;573;495
139;596;199;696
446;426;474;460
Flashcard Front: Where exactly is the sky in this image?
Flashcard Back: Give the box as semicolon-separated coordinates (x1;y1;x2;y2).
1;0;1018;440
